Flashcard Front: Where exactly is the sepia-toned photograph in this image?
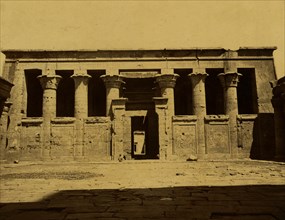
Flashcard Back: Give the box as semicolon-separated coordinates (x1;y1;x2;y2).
0;1;284;219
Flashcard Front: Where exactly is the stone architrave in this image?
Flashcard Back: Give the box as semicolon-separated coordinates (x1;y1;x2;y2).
218;71;242;157
100;75;125;116
37;74;62;159
155;74;179;117
71;72;91;158
188;72;208;157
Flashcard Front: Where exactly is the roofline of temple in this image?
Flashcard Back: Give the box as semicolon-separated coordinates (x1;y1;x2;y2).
1;47;277;60
1;46;277;52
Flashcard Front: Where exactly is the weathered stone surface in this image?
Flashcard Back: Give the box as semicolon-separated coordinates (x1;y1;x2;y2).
173;116;197;159
237;115;257;158
84;121;111;160
50;123;75;159
0;48;278;161
20;120;42;160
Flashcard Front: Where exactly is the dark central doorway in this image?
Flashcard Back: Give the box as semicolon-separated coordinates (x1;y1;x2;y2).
130;113;159;159
123;76;159;159
131;116;147;158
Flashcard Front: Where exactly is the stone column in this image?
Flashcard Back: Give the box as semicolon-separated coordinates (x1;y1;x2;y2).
71;72;91;158
6;64;23;157
153;97;168;160
0;102;12;159
100;75;125;116
111;98;127;160
155;74;178;160
188;72;208;157
72;72;91;118
218;72;242;157
156;74;179;117
37;74;62;159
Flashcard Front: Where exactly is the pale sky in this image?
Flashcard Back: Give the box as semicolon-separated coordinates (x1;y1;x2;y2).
0;0;284;78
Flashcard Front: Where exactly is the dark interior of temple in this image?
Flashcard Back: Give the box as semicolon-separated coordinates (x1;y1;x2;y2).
56;70;75;117
205;68;225;115
25;69;43;117
87;70;106;116
237;68;258;114
174;69;193;115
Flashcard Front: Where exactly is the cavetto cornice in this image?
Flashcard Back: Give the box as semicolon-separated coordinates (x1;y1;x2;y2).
1;47;277;61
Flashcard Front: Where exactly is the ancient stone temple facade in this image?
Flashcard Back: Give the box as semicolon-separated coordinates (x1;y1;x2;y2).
0;48;279;161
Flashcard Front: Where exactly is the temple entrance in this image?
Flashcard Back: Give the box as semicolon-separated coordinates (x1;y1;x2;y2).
130;112;159;159
122;75;159;159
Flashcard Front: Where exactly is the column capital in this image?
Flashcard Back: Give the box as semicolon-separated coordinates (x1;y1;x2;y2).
218;72;242;88
100;75;125;89
188;72;208;85
156;74;179;88
71;72;91;84
37;75;62;90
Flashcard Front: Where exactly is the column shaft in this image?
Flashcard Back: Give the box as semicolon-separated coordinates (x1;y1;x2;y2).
0;102;12;159
225;87;238;117
42;89;57;119
72;73;90;118
189;73;208;116
156;74;179;117
218;72;242;158
106;87;120;115
162;87;175;117
155;74;178;160
7;65;24;157
111;98;127;160
72;73;91;158
101;75;125;116
153;97;168;160
189;72;208;157
38;74;61;159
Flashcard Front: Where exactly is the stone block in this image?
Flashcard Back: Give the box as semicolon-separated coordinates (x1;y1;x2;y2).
173;123;197;159
84;122;110;160
20;121;42;160
50;124;74;159
205;122;230;154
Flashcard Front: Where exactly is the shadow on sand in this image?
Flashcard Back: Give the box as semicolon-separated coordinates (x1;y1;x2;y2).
1;185;285;220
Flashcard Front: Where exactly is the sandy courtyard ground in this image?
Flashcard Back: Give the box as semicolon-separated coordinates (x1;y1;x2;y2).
0;160;285;219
